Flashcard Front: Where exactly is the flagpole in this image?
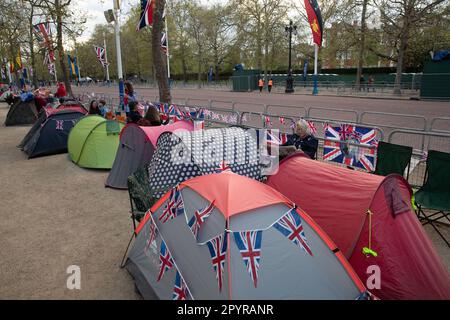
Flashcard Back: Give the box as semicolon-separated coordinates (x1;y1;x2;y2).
164;15;170;80
75;47;81;82
103;32;110;83
313;43;318;95
113;0;124;111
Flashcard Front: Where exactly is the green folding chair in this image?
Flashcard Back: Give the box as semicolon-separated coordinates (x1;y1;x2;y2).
127;165;156;230
374;141;412;179
415;150;450;246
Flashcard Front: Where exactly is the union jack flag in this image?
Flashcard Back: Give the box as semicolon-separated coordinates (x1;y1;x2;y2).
172;271;190;300
136;0;154;31
94;45;108;68
323;124;377;171
215;160;231;173
233;230;262;288
144;216;158;253
273;208;313;256
206;233;228;291
55;120;64;130
161;32;168;55
266;130;288;146
306;120;317;135
159;187;184;223
188;201;215;239
157;240;174;281
33;22;52;48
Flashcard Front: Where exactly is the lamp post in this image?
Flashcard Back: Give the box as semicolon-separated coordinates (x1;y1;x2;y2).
104;0;123;112
285;20;297;93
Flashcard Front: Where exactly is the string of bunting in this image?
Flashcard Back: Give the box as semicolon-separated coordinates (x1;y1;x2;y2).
143;180;314;296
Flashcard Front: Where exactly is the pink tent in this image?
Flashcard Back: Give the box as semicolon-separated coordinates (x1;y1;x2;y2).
267;153;450;300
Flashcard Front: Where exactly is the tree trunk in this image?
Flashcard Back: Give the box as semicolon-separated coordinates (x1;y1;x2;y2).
56;0;72;96
197;53;202;88
394;29;409;95
355;0;368;91
152;0;171;103
29;6;38;88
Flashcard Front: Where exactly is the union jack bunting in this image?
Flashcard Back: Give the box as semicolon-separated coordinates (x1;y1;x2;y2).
273;208;313;256
172;271;190;300
55;120;64;130
306;120;317;135
157;240;174;281
206;233;228;291
323;124;377;171
94;45;108;68
137;0;154;31
266;130;289;146
188;200;215;239
215;160;231;173
144;215;158;253
233;230;263;288
159;187;185;223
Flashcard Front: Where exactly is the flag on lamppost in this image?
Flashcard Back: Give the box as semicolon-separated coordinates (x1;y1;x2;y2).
304;0;323;47
136;0;154;31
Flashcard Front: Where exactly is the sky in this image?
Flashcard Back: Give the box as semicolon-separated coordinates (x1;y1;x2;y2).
76;0;225;43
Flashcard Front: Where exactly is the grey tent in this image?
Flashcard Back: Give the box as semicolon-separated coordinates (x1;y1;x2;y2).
5;99;39;126
106;121;194;189
125;172;370;299
146;127;262;199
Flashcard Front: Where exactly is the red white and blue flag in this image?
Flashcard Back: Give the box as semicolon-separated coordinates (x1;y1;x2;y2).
273;208;313;256
215;160;231;173
34;22;52;48
266;130;288;146
188;201;215;239
161;32;168;55
159;187;184;223
306;120;317;135
94;45;108;68
233;230;262;288
55;120;64;130
172;271;190;300
323;124;377;171
144;216;158;253
206;233;228;291
157;240;174;281
137;0;154;31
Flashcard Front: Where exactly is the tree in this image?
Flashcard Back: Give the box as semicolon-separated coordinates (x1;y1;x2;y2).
153;0;171;103
41;0;86;96
376;0;447;94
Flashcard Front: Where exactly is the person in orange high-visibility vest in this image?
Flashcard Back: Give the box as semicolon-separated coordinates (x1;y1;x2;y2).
268;78;274;93
258;78;264;92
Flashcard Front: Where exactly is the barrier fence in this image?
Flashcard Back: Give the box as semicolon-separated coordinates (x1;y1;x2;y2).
72;91;450;187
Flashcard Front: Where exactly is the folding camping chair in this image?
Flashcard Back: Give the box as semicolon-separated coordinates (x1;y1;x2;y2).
121;165;156;268
127;165;155;230
373;141;412;179
415;150;450;246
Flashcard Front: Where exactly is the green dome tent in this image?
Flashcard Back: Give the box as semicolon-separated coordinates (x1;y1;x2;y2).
67;115;124;169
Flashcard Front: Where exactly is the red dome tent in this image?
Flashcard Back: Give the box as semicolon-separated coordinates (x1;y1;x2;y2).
267;153;450;300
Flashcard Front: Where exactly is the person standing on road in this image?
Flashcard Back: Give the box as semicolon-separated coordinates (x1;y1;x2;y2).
258;77;264;93
268;78;274;93
368;75;375;92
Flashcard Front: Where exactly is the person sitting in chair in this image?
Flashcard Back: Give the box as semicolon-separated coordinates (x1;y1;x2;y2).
281;119;318;159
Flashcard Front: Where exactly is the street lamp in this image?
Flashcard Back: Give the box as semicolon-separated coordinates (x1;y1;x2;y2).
104;0;124;112
285;20;297;93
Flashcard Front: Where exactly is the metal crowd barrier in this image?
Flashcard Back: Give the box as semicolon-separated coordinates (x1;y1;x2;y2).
307;106;358;123
430;117;450;133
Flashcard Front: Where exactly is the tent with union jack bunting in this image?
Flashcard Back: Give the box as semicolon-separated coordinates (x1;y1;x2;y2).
323;124;378;171
125;171;371;299
267;153;450;300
